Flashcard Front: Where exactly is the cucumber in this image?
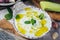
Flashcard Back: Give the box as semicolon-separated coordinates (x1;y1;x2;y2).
40;1;60;12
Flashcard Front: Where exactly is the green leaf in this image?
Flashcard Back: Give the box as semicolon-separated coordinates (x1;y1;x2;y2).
24;19;36;25
7;7;13;14
24;21;31;24
39;13;44;20
15;15;20;19
31;19;36;25
5;13;13;20
5;7;13;20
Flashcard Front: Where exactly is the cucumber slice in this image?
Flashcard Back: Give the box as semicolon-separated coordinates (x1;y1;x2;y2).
40;1;60;12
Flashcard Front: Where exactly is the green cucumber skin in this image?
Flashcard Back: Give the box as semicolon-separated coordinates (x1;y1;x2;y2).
40;1;60;12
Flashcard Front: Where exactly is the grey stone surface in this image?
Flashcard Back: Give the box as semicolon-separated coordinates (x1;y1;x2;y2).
0;31;15;40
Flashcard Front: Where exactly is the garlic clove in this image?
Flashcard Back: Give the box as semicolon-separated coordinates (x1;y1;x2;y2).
52;32;59;40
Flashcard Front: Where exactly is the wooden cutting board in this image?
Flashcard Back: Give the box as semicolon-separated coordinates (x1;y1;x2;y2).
0;19;28;40
32;0;60;21
48;12;60;21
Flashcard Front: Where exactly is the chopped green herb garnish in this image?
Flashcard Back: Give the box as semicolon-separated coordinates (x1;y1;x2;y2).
39;13;44;20
24;19;36;25
5;13;13;20
24;21;31;24
15;15;20;19
31;19;36;25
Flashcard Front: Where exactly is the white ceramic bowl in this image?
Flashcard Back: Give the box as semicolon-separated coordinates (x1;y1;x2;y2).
13;6;52;39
